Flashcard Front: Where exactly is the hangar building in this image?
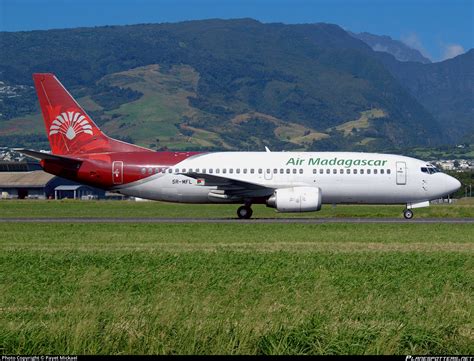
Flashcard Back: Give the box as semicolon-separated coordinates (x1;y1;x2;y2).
0;170;105;199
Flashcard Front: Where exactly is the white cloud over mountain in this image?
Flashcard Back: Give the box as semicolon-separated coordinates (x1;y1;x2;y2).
441;43;465;60
401;33;432;60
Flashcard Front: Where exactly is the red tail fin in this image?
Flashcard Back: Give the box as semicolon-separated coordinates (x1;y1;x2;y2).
33;73;148;155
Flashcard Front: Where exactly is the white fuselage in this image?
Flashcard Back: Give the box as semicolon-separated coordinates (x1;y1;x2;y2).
115;152;461;207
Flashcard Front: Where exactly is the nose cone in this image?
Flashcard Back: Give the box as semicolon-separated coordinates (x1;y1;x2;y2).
446;175;461;194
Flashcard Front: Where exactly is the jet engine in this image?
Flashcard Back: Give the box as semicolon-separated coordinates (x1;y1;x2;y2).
266;186;322;212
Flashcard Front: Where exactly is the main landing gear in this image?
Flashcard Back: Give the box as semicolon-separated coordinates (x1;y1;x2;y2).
403;208;414;220
237;205;253;219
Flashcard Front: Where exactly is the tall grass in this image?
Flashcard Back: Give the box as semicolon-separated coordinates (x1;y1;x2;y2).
1;223;473;354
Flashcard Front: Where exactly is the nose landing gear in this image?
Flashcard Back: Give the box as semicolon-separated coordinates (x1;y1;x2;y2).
237;205;253;219
403;209;414;219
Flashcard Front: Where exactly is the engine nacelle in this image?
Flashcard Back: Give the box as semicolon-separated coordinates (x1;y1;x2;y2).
266;186;322;212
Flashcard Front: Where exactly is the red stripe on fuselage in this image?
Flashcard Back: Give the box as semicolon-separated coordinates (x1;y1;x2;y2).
41;151;203;189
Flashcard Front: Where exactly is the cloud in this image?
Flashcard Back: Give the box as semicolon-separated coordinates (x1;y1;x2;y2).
401;32;432;60
372;44;390;53
441;43;465;61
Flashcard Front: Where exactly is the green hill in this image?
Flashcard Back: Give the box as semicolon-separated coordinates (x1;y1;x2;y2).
378;49;474;144
1;19;467;151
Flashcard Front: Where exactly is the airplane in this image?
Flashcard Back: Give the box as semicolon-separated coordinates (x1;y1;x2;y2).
17;73;461;219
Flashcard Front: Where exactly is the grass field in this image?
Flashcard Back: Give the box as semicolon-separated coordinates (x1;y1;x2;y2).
1;199;474;219
0;202;473;354
331;109;387;137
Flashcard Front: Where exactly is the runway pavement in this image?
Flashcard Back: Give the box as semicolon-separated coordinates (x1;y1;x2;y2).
0;217;473;224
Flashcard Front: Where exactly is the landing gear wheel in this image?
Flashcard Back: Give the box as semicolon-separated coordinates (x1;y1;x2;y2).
237;205;253;219
403;209;414;220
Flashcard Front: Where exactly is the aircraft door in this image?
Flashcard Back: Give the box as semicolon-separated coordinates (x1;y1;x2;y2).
396;161;407;185
112;161;124;185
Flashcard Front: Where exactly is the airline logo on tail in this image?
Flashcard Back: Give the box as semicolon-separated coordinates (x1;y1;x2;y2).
33;73;150;155
49;111;93;140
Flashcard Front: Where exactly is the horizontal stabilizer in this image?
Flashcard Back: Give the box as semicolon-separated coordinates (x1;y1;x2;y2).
14;148;83;167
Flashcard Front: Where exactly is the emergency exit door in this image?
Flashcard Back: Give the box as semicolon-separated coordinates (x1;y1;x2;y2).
396;161;406;185
112;161;123;184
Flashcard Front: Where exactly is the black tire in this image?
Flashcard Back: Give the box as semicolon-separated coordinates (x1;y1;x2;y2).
237;205;253;219
403;209;414;219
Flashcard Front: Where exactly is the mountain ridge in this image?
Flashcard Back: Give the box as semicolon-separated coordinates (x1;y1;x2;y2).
350;31;431;64
0;19;470;151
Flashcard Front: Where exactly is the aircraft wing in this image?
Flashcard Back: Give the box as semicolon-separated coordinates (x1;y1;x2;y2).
181;172;274;200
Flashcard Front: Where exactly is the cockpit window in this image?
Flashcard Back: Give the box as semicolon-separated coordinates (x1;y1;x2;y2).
421;166;442;174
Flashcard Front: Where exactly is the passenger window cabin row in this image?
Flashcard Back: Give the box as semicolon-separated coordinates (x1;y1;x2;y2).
312;168;391;175
140;167;392;176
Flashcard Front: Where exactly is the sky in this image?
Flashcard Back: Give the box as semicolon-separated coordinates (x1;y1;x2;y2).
0;0;472;62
